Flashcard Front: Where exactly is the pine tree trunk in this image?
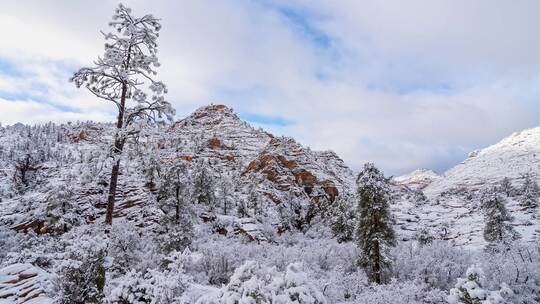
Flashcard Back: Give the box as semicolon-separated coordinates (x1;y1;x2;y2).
175;186;180;222
105;82;128;225
105;158;121;225
373;240;381;284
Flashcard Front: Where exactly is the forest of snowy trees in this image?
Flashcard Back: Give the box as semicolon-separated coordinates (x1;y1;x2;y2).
0;4;540;304
1;120;539;303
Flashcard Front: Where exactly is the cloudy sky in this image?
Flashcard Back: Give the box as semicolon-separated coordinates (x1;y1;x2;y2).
1;0;540;175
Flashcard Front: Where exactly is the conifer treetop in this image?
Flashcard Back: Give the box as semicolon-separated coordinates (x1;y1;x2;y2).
71;3;174;131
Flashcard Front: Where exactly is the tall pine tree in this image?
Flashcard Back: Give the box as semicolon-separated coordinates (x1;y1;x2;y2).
481;187;519;246
499;177;515;197
193;159;215;209
355;163;395;284
71;4;174;225
519;173;539;209
328;195;355;243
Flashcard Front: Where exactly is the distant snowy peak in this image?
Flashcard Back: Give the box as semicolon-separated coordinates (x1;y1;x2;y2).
426;125;540;195
393;168;440;190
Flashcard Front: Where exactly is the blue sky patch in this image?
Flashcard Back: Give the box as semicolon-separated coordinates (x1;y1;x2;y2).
0;57;23;77
240;112;292;126
366;79;454;96
277;7;332;49
0;91;80;113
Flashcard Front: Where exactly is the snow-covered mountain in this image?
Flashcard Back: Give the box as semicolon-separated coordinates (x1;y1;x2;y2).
425;126;540;195
392;126;540;247
393;169;441;190
165;105;356;231
0;105;355;241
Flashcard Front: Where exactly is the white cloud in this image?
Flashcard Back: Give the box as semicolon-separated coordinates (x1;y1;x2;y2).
0;98;114;125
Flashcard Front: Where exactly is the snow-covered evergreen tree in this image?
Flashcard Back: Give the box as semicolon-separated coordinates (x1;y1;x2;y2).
216;171;235;216
278;189;311;231
193;160;215;210
158;162;191;224
156;162;193;253
499;177;515;197
328;196;355;242
44;181;82;234
71;3;174;225
248;183;264;218
355;163;395;284
480;187;519;246
414;226;435;246
519;173;539;209
54;231;107;304
13;152;43;194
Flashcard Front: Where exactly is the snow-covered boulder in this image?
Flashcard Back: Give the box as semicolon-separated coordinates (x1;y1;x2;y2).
0;263;52;304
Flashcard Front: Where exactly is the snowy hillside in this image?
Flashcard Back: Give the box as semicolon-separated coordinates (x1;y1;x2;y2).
0;105;355;239
426;126;540;195
392;126;540;248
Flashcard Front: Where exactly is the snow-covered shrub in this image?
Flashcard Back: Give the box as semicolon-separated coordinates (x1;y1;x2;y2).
108;251;191;304
351;280;446;304
479;243;540;303
108;220;160;274
154;221;193;255
314;266;367;303
54;247;107;303
0;226;19;266
199;249;234;285
447;265;514;304
50;226;108;303
196;261;327;304
192;234;360;302
415;189;428;202
4;231;56;268
391;241;472;290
